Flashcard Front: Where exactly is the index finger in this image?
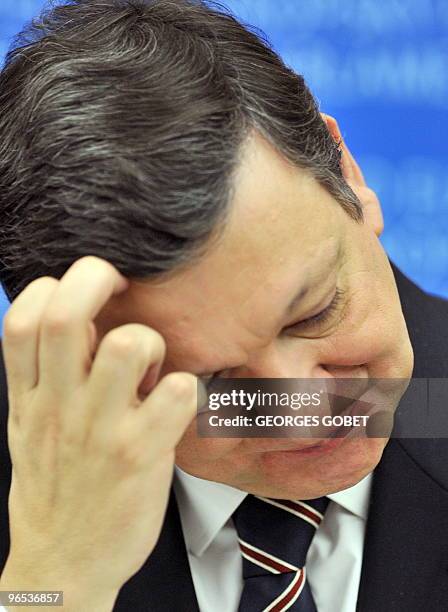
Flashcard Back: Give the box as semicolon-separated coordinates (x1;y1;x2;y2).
37;256;130;391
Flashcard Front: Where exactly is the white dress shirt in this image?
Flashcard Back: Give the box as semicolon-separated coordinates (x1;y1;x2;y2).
0;471;372;612
173;467;373;612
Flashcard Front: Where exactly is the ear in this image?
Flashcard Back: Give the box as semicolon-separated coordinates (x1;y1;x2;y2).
321;113;384;237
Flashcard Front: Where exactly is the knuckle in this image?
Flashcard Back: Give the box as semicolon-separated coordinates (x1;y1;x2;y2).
20;276;58;294
162;372;198;400
3;277;58;338
41;309;74;334
112;434;146;472
32;275;58;288
74;255;115;275
3;313;34;339
74;255;104;267
61;426;84;449
136;325;166;357
101;328;141;357
102;324;166;360
20;275;57;294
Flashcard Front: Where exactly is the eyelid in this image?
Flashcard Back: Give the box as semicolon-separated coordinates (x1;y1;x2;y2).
202;289;346;386
285;287;345;331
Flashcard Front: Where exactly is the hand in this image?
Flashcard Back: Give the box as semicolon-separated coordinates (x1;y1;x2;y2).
0;256;199;609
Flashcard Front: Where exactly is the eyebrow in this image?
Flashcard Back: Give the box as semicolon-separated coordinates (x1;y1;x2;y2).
198;244;343;377
197;281;314;377
285;243;342;317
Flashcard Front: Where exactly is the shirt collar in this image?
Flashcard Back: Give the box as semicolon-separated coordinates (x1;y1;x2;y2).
173;466;373;557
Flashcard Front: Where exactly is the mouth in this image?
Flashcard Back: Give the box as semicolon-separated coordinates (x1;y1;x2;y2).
196;377;396;448
262;435;348;458
258;395;372;455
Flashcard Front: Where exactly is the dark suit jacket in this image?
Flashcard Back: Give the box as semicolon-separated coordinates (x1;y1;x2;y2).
1;263;448;611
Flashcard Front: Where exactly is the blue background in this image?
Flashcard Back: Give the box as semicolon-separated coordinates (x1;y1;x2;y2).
0;0;447;324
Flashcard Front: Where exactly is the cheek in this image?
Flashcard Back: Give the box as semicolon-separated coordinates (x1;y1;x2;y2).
322;309;412;380
174;418;244;476
323;274;411;376
327;314;401;365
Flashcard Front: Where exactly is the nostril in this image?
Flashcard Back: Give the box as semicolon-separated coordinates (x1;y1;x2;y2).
321;364;370;411
322;364;368;377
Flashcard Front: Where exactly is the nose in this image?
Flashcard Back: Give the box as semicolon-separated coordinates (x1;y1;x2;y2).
238;342;330;379
237;342;369;404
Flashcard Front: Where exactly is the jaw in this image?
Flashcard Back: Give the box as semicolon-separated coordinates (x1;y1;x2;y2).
176;435;386;499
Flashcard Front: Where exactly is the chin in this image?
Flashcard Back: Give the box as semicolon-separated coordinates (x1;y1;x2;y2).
240;436;387;500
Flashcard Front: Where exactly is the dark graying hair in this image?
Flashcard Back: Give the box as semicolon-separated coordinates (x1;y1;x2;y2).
0;0;362;303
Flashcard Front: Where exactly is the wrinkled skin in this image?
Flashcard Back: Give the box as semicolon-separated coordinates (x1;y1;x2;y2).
95;117;414;500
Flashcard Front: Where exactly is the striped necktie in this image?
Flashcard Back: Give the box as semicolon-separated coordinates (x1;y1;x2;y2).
232;494;330;612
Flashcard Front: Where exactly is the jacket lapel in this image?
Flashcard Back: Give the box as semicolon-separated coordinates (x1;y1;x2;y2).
356;437;448;611
2;263;448;610
357;265;448;610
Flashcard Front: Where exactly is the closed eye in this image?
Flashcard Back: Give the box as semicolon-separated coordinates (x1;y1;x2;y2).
285;287;345;332
200;288;346;389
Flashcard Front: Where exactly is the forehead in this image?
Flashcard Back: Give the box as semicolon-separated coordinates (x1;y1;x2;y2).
127;132;343;370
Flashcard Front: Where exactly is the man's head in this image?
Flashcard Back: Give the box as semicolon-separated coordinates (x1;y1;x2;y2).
0;0;361;301
0;0;413;499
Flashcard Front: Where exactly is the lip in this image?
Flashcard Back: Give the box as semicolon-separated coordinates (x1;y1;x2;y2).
261;396;368;455
272;435;347;455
